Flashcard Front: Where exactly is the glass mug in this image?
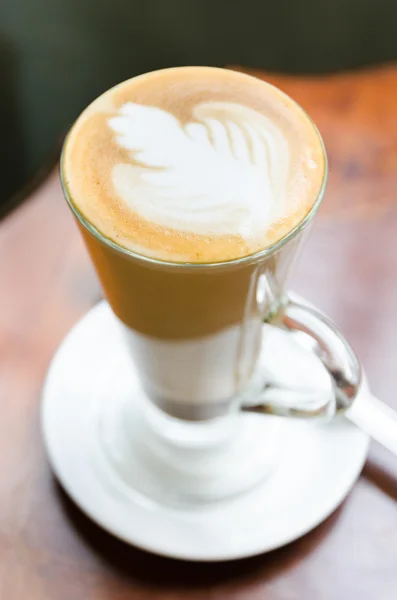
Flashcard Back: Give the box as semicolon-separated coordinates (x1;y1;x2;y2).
61;102;334;506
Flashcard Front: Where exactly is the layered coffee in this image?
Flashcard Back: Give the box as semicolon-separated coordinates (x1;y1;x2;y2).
61;68;326;420
62;67;325;264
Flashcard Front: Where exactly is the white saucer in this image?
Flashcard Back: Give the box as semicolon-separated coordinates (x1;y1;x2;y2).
42;302;369;561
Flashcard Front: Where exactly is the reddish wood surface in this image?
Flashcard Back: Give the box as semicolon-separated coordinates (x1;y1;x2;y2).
1;66;397;599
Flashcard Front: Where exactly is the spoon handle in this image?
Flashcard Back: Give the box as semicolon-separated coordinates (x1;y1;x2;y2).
347;393;397;455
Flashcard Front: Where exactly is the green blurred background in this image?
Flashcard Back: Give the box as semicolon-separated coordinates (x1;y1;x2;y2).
1;0;396;215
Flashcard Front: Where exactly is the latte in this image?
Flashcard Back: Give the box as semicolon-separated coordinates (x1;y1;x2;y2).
61;68;326;421
62;67;325;263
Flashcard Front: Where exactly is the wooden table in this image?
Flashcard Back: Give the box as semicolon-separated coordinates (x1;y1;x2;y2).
1;66;397;600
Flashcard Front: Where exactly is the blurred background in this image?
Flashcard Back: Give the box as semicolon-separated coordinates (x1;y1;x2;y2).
1;0;397;217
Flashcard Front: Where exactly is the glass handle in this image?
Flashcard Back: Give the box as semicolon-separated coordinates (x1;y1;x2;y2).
242;294;362;419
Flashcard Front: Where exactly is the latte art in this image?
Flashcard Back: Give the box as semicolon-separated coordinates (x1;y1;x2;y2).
62;67;325;262
108;101;289;239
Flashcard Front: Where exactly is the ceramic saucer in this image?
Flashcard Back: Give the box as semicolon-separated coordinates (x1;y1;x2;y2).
42;301;369;561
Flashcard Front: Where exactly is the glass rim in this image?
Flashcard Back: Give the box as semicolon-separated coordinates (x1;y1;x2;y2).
60;76;328;271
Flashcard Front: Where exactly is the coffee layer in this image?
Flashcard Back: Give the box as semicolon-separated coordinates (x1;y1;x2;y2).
62;67;325;263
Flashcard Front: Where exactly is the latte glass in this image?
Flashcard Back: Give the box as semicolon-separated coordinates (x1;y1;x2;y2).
61;97;332;506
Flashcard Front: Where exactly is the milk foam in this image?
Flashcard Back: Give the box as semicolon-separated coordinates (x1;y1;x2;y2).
63;67;325;263
108;101;289;239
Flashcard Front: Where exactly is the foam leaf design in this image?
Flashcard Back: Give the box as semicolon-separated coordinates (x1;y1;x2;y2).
108;101;290;238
